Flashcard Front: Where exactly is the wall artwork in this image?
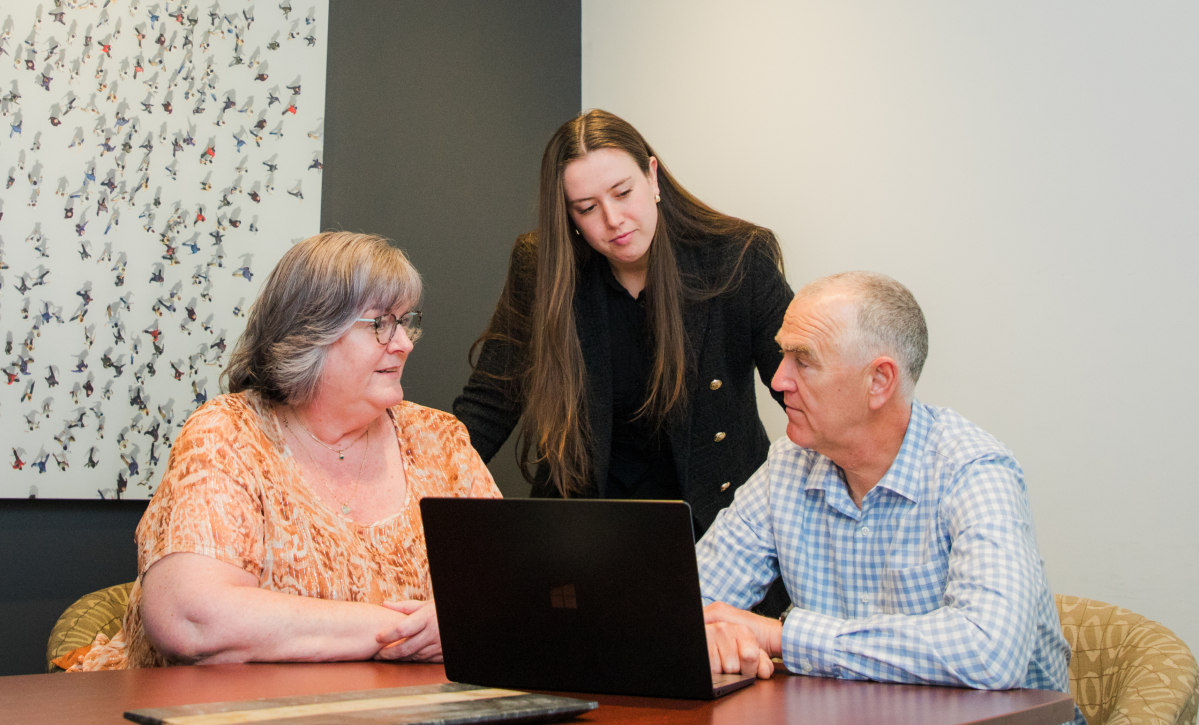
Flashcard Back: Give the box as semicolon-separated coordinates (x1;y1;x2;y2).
0;1;328;499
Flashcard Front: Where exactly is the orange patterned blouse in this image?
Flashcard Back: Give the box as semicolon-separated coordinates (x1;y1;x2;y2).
71;391;501;670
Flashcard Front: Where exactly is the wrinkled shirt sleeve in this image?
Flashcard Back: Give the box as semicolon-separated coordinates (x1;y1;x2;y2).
781;457;1043;689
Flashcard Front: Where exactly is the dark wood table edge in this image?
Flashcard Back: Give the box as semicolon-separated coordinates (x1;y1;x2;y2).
0;661;1077;725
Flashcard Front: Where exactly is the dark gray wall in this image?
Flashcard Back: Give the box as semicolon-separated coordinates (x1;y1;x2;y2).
322;0;579;497
0;500;146;677
0;0;579;676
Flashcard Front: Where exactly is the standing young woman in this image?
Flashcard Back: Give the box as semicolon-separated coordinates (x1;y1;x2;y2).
454;109;791;544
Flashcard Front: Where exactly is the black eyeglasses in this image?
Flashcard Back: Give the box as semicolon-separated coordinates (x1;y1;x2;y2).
355;311;422;344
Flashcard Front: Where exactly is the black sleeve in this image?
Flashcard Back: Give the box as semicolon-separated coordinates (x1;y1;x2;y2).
747;234;792;410
452;234;536;463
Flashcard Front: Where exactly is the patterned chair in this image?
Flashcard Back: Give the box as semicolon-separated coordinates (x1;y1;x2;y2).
1057;594;1199;725
46;582;134;672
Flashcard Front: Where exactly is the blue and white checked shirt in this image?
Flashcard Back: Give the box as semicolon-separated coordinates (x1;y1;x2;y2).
698;401;1083;725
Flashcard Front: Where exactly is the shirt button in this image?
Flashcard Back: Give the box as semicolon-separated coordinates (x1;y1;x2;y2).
713;431;726;442
709;379;722;390
719;482;731;492
859;526;870;537
801;660;813;673
860;594;870;604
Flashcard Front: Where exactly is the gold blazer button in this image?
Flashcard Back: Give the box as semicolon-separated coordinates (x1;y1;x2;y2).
709;379;722;390
720;482;731;492
714;431;726;442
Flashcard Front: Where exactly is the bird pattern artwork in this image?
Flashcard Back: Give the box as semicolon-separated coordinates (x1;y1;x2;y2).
1;1;327;500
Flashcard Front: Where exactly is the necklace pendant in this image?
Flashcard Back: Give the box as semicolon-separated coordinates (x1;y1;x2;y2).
339;453;345;460
341;503;351;515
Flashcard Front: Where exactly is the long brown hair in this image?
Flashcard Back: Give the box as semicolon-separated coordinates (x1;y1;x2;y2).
474;109;782;496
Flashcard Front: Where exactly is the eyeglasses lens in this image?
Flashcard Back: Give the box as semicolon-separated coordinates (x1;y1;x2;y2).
400;311;422;342
375;315;397;345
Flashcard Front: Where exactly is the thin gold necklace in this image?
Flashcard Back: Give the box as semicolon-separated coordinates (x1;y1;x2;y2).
290;412;369;460
285;415;370;516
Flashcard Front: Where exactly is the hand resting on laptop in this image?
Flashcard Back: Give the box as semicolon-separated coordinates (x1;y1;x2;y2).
704;601;779;679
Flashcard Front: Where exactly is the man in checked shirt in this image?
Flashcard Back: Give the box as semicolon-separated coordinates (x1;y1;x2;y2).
700;271;1082;725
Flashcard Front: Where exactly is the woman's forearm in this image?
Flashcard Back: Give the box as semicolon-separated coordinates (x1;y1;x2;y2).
140;552;411;665
182;586;405;665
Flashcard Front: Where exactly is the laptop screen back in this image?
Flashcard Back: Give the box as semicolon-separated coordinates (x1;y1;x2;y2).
421;498;720;699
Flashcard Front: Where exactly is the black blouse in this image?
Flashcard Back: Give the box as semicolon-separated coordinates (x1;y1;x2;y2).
599;263;682;501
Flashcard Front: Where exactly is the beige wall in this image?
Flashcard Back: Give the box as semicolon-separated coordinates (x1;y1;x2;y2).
584;1;1198;651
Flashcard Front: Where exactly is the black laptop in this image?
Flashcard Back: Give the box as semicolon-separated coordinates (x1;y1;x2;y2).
420;498;757;700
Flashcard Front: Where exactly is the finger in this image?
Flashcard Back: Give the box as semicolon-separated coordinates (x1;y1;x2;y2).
375;638;410;660
407;642;442;663
375;606;417;645
721;627;745;674
757;649;775;680
706;625;724;673
379;610;424;642
392;608;438;641
385;616;439;660
738;633;760;677
706;624;738;673
377;623;436;659
382;599;428;615
384;634;426;660
375;616;407;645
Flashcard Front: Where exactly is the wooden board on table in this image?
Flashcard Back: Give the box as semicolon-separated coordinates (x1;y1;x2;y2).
124;682;598;725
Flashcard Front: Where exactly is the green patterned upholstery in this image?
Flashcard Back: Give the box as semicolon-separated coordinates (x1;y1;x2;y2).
1057;594;1199;725
46;582;134;672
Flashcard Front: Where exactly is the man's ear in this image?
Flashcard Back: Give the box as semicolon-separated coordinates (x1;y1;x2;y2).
866;357;901;411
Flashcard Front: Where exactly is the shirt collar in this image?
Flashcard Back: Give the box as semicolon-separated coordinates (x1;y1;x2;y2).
598;259;643;301
803;400;931;505
872;400;930;503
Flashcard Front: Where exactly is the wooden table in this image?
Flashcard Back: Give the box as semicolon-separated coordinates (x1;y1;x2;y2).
0;661;1075;725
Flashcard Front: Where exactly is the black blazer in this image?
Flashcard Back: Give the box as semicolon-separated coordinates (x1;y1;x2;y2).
453;232;793;531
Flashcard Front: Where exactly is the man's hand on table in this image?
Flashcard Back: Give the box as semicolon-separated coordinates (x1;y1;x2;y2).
703;601;782;679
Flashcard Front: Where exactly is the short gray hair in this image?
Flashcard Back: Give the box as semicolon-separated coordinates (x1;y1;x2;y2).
222;232;422;405
798;271;928;399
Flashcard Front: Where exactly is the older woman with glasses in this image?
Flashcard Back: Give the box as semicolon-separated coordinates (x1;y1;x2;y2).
67;232;500;671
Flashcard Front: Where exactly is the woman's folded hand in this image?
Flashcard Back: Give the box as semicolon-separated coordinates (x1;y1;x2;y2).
375;599;442;662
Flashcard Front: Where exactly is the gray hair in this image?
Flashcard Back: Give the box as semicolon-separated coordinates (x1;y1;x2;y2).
798;271;928;399
222;232;423;405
